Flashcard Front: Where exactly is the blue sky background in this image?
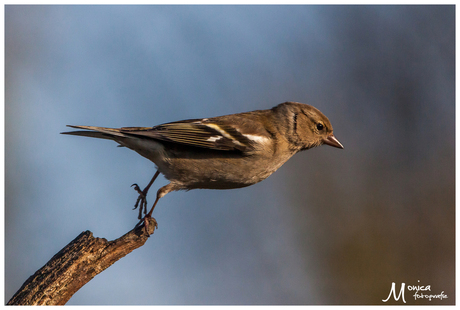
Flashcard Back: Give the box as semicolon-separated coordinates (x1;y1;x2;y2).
5;5;455;305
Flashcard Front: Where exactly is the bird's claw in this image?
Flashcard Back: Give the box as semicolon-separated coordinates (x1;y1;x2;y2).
132;183;148;219
135;215;158;236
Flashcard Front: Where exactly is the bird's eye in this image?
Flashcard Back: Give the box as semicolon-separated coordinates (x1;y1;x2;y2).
316;123;324;131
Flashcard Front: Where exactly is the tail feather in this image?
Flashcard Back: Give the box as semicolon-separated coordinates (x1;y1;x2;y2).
61;125;126;140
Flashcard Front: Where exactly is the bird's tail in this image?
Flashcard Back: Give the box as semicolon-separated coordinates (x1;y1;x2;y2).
61;125;126;140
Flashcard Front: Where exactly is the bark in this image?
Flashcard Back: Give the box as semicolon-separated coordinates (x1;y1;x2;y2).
7;223;155;305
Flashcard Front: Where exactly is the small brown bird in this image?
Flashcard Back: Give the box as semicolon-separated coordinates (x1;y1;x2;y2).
62;102;343;233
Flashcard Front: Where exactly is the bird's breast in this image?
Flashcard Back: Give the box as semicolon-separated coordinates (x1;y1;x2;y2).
156;150;292;190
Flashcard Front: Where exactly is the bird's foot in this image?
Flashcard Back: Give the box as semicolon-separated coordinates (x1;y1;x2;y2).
131;183;149;219
135;215;158;236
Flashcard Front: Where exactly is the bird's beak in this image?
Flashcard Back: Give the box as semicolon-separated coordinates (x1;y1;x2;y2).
323;135;344;149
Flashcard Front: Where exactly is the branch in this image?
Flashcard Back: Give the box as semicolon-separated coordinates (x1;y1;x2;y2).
7;223;155;305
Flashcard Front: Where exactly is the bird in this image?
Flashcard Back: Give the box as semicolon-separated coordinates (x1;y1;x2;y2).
62;102;343;234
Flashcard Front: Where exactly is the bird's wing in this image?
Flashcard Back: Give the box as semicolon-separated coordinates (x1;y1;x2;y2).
120;119;257;152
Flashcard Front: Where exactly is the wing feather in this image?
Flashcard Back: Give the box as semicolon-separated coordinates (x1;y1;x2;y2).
120;120;255;152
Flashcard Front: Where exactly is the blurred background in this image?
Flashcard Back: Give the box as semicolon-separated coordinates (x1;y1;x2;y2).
5;5;454;305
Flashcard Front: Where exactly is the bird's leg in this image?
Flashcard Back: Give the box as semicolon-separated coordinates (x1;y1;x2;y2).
137;194;161;235
135;183;174;235
132;170;160;219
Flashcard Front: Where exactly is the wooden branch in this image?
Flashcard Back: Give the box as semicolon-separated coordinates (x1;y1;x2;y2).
7;223;155;305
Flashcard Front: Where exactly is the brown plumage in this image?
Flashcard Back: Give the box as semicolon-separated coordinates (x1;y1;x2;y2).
62;102;343;233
